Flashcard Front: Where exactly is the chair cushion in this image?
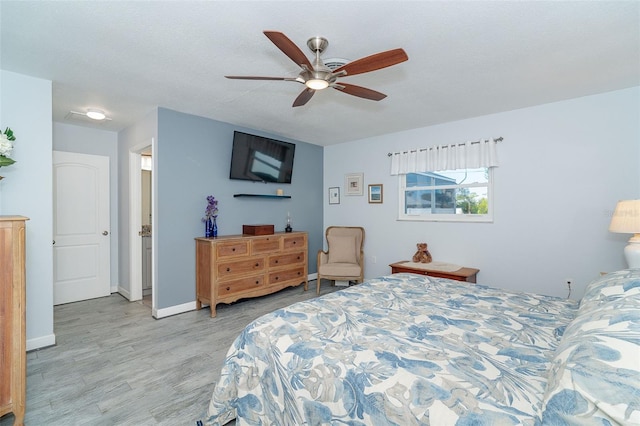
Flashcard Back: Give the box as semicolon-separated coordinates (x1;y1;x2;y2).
319;262;362;277
327;235;357;264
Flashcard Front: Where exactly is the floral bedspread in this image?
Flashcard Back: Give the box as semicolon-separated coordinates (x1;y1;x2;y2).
202;273;578;425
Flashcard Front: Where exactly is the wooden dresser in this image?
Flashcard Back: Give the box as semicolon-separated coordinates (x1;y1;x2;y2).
0;216;27;426
195;231;308;317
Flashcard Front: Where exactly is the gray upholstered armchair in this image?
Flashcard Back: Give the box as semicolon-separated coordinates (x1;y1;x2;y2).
316;226;365;295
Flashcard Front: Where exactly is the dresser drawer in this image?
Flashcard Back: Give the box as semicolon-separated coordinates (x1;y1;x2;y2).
283;235;305;250
217;258;264;278
268;266;305;285
251;236;281;254
217;240;249;258
218;275;264;297
269;251;305;268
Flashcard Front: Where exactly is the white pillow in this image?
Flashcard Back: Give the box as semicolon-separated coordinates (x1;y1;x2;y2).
327;235;357;264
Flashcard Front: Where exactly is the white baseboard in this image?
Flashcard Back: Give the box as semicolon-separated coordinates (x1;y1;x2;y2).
27;333;56;351
117;285;131;300
150;273;318;319
153;301;197;319
110;283;119;294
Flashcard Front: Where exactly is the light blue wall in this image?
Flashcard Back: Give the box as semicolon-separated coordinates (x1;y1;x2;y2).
53;122;119;291
155;108;323;309
0;70;55;349
324;87;640;299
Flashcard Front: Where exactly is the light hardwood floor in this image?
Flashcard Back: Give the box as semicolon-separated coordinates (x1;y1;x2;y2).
1;280;342;426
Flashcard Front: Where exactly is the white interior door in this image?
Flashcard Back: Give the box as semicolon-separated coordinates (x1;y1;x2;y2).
53;151;110;305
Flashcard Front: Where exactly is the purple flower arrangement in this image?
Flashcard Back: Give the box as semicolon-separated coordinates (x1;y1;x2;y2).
202;195;219;238
202;195;219;221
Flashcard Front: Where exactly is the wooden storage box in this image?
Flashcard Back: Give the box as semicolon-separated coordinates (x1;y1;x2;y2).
242;224;274;236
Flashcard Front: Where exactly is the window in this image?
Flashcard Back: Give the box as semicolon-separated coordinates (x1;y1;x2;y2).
398;167;493;222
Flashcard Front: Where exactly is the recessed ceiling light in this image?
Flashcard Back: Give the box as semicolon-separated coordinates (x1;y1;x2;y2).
86;109;107;120
67;109;112;123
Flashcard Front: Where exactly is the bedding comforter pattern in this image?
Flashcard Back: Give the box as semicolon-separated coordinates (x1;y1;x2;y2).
203;273;578;425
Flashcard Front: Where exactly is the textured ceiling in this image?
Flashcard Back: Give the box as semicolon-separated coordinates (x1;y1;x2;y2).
1;1;638;146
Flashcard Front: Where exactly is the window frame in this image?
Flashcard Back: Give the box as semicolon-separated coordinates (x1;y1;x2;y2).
397;167;494;223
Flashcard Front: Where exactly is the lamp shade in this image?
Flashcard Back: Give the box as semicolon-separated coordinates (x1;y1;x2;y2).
609;199;640;269
609;200;640;233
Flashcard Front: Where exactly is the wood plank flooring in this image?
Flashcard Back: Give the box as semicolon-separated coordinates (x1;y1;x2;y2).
1;280;342;426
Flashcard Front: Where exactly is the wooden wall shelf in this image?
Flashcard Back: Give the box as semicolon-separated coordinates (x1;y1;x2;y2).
233;194;291;199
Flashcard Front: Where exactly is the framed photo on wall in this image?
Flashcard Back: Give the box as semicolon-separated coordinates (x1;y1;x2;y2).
345;173;364;196
329;187;340;204
368;184;383;203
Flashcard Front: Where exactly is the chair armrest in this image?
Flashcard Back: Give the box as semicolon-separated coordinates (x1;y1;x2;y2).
317;250;328;266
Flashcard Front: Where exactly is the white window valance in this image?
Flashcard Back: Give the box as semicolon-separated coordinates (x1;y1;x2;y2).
390;138;501;175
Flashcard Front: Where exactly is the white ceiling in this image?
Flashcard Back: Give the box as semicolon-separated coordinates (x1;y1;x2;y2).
1;1;638;146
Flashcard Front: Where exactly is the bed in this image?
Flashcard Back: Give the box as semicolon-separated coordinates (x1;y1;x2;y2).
201;270;640;425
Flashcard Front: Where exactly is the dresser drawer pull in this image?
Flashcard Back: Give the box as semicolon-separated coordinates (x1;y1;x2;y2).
226;287;230;291
274;276;279;281
297;256;301;260
255;280;260;285
293;241;297;245
255;263;259;267
226;267;231;272
274;260;279;264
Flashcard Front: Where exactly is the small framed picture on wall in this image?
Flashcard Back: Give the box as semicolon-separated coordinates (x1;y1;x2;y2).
345;173;364;196
329;187;340;204
368;184;383;204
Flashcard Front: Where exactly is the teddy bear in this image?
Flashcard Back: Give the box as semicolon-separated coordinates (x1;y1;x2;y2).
412;243;433;263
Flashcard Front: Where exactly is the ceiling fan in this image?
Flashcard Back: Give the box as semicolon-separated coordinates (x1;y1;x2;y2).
225;31;409;107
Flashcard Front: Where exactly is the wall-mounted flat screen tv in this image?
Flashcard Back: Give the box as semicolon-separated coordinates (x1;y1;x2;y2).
229;131;296;183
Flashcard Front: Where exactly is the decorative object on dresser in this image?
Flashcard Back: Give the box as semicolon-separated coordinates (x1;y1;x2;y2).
285;212;292;233
608;199;640;268
389;260;479;283
202;195;219;238
195;232;308;317
0;216;28;426
242;224;274;236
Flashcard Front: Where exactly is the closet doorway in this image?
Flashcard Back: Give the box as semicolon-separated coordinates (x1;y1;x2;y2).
140;151;152;306
129;139;156;315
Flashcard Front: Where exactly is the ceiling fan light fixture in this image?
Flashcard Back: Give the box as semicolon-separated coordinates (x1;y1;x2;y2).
86;109;107;120
305;79;329;90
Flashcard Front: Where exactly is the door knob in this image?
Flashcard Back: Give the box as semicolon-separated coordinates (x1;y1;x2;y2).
102;231;109;236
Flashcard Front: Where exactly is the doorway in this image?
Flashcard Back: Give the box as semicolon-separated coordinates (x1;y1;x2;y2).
129;140;156;315
141;151;152;306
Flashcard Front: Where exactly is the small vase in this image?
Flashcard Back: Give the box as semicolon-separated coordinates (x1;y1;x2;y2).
212;217;218;237
205;218;213;238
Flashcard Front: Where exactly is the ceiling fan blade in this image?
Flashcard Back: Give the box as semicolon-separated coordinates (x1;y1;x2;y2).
333;83;387;101
333;48;408;76
225;75;289;80
263;31;314;70
292;88;315;107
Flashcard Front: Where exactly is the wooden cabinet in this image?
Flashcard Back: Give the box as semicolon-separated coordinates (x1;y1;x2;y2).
196;232;308;317
0;216;28;426
389;260;479;283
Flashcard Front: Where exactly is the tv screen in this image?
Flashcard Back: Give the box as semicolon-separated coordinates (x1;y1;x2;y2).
229;131;296;184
